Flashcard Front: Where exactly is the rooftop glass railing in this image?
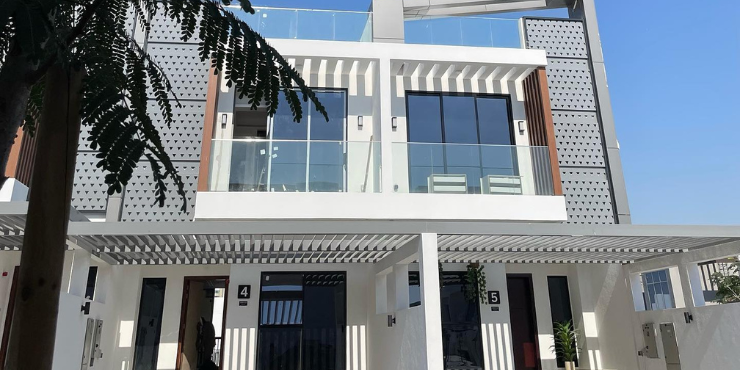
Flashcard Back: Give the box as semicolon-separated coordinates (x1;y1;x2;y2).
229;6;373;42
392;142;554;195
208;139;381;193
404;17;522;48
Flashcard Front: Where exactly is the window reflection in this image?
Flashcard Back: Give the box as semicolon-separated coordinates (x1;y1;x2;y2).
405;92;516;194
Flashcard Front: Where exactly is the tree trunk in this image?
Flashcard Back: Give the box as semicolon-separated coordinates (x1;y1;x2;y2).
0;52;35;178
4;64;84;370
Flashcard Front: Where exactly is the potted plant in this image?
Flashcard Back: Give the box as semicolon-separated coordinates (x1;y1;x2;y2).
551;321;579;370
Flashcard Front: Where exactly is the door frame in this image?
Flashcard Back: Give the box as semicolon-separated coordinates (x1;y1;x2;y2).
506;273;542;370
0;266;19;370
175;276;230;370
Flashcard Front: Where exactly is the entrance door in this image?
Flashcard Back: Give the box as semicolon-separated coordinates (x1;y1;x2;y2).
176;277;229;370
507;275;540;370
440;272;484;370
257;272;346;370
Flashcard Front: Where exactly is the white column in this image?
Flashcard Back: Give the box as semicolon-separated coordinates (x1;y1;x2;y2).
394;264;410;311
376;273;388;314
629;273;646;311
377;58;395;193
685;263;706;307
67;249;91;297
418;233;444;370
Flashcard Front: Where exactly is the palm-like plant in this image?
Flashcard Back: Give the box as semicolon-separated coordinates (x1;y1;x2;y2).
552;321;579;369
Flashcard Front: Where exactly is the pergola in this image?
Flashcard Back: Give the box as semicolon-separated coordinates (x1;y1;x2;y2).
1;202;738;265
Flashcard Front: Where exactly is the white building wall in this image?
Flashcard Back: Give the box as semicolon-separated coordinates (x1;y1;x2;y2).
625;241;740;370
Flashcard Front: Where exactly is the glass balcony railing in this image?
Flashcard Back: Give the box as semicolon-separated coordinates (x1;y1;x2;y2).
229;6;373;42
392;143;554;195
404;17;522;48
208;139;381;193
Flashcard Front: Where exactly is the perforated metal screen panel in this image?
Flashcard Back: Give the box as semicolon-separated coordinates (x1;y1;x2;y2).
71;12;207;221
524;18;615;224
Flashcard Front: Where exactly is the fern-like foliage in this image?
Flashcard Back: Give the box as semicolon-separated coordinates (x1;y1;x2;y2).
0;0;325;211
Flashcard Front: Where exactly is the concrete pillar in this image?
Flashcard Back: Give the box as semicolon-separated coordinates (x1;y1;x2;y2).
377;58;395;193
394;264;410;311
629;273;646;311
212;73;235;191
569;0;631;224
417;233;444;370
376;273;388;314
371;0;405;43
67;249;92;298
105;189;124;222
685;263;707;307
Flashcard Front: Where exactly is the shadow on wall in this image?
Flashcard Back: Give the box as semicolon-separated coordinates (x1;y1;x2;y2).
220;325;366;370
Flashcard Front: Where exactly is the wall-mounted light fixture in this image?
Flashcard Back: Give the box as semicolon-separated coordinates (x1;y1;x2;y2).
684;312;694;324
518;120;525;134
221;114;228;129
358;116;364;128
391;117;398;129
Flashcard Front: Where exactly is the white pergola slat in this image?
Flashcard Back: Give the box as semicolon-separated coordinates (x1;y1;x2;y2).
2;214;740;265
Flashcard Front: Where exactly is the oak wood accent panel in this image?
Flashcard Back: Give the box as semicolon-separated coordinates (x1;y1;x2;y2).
5;125;39;187
4;128;23;179
15;126;38;186
523;67;563;196
197;67;221;192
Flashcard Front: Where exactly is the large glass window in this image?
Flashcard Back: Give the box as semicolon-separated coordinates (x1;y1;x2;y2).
268;90;347;192
547;276;577;368
258;272;346;370
405;92;516;193
132;278;167;370
641;270;675;310
409;272;484;370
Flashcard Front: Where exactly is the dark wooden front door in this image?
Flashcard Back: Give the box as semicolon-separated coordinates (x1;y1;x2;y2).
507;275;541;370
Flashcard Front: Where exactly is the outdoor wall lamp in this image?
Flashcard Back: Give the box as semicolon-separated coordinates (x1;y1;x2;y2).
518;120;526;134
391;117;398;130
358;116;364;128
684;312;694;324
221;113;228;129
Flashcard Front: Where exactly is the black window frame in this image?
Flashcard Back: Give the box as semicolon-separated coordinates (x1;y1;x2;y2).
404;91;518;193
256;271;348;370
404;91;516;147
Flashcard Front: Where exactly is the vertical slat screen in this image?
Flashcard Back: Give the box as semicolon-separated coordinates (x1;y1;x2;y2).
523;67;562;196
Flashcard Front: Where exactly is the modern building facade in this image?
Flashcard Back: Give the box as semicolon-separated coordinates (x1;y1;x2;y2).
0;1;739;370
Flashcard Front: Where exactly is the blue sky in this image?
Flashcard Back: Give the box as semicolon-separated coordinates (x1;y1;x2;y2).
252;0;740;225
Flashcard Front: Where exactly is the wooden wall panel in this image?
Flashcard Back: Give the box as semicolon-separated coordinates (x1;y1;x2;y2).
523;67;563;196
197;68;220;192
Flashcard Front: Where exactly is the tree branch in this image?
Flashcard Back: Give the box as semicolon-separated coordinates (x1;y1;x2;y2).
25;0;110;83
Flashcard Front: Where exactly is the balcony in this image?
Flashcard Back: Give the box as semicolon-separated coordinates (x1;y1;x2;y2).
404;17;522;48
208;139;381;193
231;6;373;42
392;143;556;196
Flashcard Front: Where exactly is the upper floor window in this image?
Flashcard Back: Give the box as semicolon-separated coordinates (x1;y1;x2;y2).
405;92;516;193
642;269;675;310
229;89;348;192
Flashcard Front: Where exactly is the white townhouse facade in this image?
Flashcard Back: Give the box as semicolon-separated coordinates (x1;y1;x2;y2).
1;1;740;370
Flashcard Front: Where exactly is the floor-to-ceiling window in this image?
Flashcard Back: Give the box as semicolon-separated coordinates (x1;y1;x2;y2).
409;272;485;370
132;278;167;370
229;89;347;192
405;92;516;193
257;272;346;370
269;89;347;192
